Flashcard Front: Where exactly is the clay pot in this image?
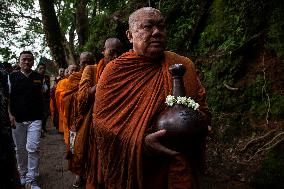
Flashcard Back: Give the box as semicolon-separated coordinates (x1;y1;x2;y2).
155;64;207;152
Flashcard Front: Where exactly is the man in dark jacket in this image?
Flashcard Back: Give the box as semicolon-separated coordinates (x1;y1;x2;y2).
9;51;43;189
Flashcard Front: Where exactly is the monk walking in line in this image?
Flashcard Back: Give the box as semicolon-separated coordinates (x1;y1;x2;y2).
50;67;65;130
90;7;211;189
84;38;123;189
61;53;94;187
55;65;76;134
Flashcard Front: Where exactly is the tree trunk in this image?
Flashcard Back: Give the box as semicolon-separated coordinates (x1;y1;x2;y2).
39;0;75;68
75;0;89;48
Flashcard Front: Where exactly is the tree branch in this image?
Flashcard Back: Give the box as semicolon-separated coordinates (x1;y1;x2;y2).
11;12;42;23
247;132;284;161
223;83;239;91
239;129;277;152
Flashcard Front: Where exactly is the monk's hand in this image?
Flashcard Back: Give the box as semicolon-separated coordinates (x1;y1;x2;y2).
69;131;77;154
144;129;179;156
208;125;213;134
9;114;16;128
89;85;96;95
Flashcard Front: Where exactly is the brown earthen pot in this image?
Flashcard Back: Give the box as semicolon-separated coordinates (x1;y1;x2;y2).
155;64;207;152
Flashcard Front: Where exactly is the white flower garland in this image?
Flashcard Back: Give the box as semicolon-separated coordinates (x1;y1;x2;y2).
165;95;200;110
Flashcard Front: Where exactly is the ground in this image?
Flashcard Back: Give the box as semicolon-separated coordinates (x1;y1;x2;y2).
37;119;251;189
37;119;84;189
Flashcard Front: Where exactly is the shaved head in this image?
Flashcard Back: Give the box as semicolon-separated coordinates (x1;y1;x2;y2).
64;68;69;77
103;38;123;63
80;52;94;59
128;7;163;30
80;51;94;69
104;38;122;49
126;7;166;59
68;64;78;75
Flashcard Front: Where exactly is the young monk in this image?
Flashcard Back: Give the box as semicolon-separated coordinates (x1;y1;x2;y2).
90;7;211;189
84;38;123;189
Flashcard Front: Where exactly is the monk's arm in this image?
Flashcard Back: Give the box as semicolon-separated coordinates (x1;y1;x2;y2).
77;65;96;115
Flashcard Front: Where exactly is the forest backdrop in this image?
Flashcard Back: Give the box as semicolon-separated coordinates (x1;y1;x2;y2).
0;0;284;188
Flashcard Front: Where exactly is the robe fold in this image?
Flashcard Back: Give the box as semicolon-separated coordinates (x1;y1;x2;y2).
50;77;64;130
92;50;210;189
55;78;68;133
61;71;83;174
85;62;108;189
68;65;97;176
95;59;106;84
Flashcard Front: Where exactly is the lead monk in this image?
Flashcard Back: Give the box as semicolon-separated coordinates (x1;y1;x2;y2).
92;7;211;189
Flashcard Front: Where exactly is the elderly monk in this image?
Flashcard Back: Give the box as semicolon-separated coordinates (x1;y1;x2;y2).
91;7;211;189
95;38;122;83
84;38;123;189
61;52;95;187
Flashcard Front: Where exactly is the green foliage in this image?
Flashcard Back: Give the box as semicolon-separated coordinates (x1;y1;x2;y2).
253;143;284;189
200;56;242;113
266;5;284;62
193;0;284;142
0;0;42;63
55;1;75;35
84;14;117;51
159;0;202;53
242;75;267;119
270;93;284;119
196;0;250;54
0;47;16;63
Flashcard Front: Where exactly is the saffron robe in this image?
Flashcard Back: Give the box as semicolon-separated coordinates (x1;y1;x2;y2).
50;77;64;129
68;65;97;176
92;50;210;189
95;59;106;84
61;71;82;174
85;62;107;189
55;78;68;133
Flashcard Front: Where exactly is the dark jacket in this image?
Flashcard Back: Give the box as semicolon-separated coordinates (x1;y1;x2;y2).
9;71;44;122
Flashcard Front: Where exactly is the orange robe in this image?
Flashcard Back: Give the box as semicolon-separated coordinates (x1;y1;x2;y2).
65;65;98;175
95;58;106;83
60;71;82;174
72;65;98;178
49;96;54;124
85;62;107;189
50;78;64;129
92;50;210;189
55;78;68;133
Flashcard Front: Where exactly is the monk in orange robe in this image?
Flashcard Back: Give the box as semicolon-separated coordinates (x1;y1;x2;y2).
61;52;95;187
55;68;73;133
90;7;211;189
50;68;65;130
83;38;123;189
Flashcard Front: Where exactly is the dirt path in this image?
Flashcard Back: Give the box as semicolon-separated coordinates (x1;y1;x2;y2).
37;119;84;189
36;119;252;189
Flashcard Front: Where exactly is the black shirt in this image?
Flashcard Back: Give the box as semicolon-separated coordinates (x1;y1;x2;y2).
9;71;44;122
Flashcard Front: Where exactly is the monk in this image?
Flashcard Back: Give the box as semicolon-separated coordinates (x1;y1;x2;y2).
50;68;65;130
91;7;211;189
96;38;122;83
61;52;95;187
55;66;76;133
82;38;123;189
